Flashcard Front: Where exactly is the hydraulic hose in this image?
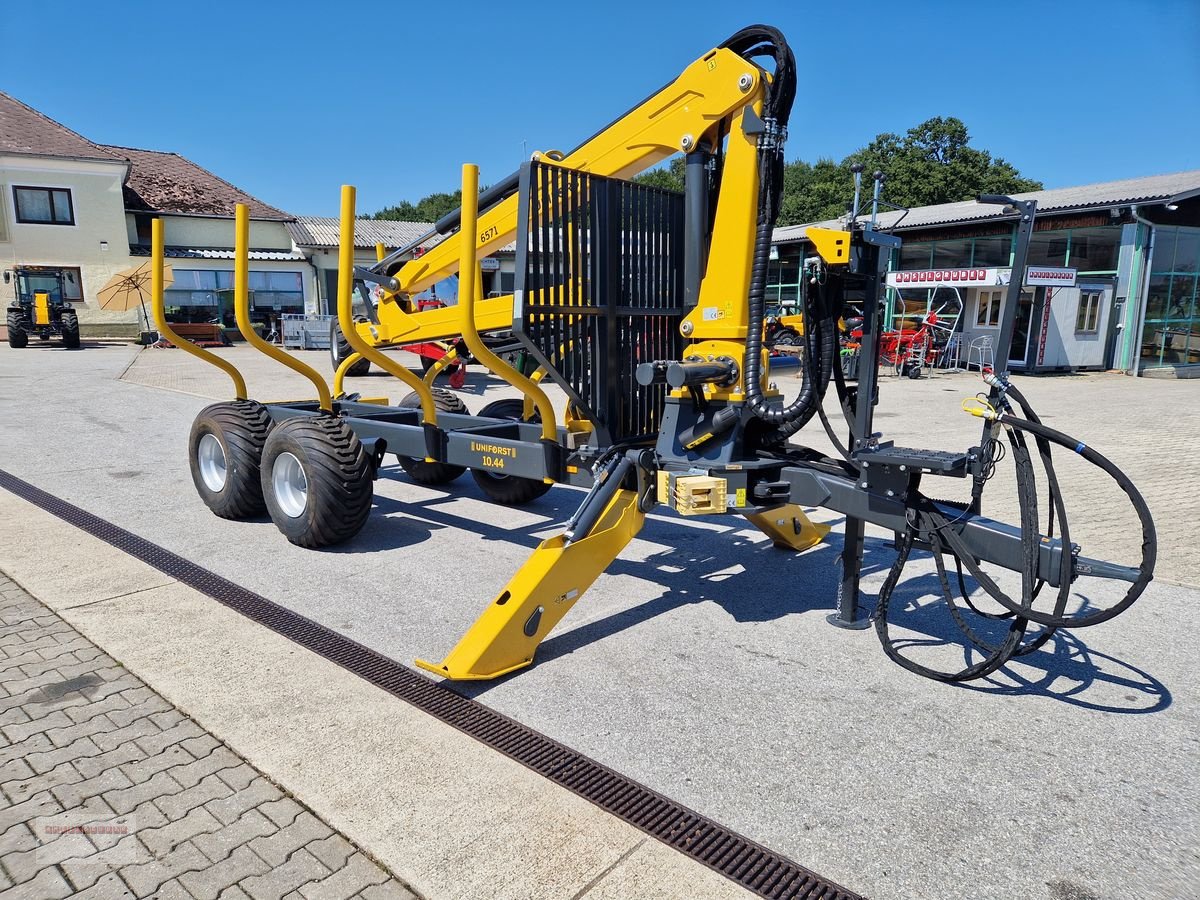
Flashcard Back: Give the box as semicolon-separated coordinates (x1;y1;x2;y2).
872;382;1154;681
719;27;833;435
968;409;1156;629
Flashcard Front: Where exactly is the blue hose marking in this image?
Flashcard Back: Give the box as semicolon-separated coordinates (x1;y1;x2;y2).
1075;442;1086;454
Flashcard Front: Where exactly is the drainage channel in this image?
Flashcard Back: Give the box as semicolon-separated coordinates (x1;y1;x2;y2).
0;468;863;900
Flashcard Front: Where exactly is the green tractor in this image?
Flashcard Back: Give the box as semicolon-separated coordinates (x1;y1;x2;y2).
6;268;81;349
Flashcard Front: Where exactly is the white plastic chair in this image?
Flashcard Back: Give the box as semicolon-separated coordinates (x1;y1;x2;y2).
966;335;994;372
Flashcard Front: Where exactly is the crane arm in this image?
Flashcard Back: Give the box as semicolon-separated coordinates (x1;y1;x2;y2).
368;45;766;343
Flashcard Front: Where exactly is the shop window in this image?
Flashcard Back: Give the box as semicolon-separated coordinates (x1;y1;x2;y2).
1171;229;1200;274
899;242;933;270
971;235;1011;267
1027;232;1068;267
164;269;303;321
1075;291;1101;333
1167;274;1197;320
13;186;74;225
976;289;1003;327
1143;275;1171;320
931;239;970;269
1067;227;1122;272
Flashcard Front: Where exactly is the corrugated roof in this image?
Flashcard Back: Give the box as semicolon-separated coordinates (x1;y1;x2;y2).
104;145;292;221
774;169;1200;244
286;216;447;250
129;246;305;261
0;91;122;163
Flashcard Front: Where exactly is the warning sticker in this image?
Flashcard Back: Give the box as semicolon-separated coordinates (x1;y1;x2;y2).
735;488;747;507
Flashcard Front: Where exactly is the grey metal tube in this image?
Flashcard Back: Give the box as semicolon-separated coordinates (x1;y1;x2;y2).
683;149;710;307
666;360;736;388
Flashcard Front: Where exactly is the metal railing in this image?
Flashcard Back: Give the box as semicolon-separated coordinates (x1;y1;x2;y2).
281;313;334;350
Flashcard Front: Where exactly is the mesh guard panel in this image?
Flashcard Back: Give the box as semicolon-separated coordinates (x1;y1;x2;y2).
513;161;685;445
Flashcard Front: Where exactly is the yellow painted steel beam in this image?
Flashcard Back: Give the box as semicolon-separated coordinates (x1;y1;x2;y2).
358;295;514;345
742;504;830;551
233;205;332;411
336;185;438;440
149;218;248;400
455;164;557;447
416;487;645;680
807;228;852;266
421;345;459;385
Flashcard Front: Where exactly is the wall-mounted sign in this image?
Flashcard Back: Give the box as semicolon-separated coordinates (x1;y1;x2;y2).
1024;266;1077;287
886;268;1004;288
480;257;501;271
887;265;1079;290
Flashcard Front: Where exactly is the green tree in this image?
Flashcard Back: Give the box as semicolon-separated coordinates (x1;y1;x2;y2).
372;190;463;223
371;118;1039;228
778;116;1040;225
633;156;686;192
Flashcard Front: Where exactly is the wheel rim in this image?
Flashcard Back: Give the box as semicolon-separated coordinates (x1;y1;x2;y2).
272;452;308;518
197;433;228;492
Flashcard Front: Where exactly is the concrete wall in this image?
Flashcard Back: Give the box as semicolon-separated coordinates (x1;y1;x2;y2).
0;154;136;331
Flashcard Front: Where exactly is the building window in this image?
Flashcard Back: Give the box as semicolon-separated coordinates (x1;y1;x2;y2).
1140;226;1200;367
13;186;74;225
977;289;1003;327
1076;291;1101;333
971;234;1012;267
164;268;304;323
1067;226;1122;273
1027;231;1069;267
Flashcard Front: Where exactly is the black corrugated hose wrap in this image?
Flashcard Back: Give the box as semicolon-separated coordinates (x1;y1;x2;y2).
719;27;828;432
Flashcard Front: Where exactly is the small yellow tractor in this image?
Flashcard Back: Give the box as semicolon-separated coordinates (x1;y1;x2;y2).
6;267;81;348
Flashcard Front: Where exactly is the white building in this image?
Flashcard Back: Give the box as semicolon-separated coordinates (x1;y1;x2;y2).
0;91;302;337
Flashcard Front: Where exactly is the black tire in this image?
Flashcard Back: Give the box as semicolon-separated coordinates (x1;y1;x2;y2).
6;310;27;348
330;320;370;377
471;398;553;505
188;400;273;519
260;415;373;548
396;388;467;485
61;311;80;348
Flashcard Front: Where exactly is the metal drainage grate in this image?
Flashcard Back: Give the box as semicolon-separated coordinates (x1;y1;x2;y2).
0;468;863;900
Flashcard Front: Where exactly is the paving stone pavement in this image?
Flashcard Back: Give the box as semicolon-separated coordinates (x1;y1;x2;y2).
0;573;420;900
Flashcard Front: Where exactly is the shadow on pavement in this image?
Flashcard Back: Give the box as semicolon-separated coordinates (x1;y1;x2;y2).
360;479;1170;715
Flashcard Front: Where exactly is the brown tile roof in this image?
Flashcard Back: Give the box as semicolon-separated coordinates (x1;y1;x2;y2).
101;145;292;221
0;91;122;162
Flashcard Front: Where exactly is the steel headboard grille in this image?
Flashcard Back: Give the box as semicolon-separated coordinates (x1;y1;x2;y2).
514;161;685;445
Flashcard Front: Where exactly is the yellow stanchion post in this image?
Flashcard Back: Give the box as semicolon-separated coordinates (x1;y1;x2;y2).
231;204;332;411
455;164;558;479
149;218;248;399
336;186;438;457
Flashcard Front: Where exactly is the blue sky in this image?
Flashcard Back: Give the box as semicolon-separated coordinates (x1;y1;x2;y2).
3;1;1197;217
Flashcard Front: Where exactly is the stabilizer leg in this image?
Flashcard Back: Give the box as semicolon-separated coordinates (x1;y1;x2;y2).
416;481;645;680
742;504;830;551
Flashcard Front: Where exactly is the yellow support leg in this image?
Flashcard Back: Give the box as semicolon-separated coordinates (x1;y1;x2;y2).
416;487;645;680
742;504;830;551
